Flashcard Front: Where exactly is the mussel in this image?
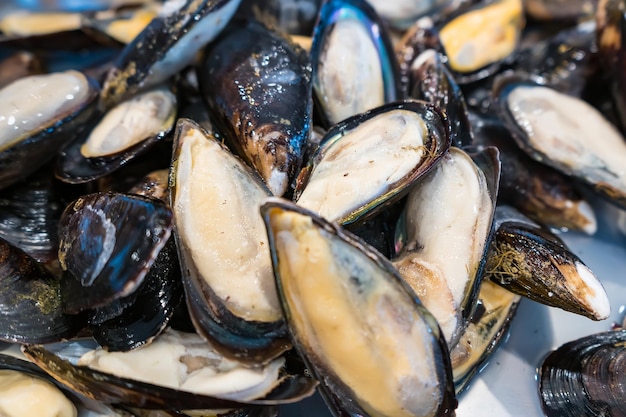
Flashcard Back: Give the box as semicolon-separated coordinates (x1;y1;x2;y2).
309;0;400;128
494;72;626;210
169;119;289;363
262;198;456;417
199;18;312;197
539;329;626;417
294;101;450;226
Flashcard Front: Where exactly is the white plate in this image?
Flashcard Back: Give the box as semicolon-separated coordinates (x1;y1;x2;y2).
280;198;626;417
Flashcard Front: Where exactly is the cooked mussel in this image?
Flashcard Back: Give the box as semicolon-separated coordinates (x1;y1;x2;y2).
451;280;521;394
493;72;626;210
539;329;626;417
310;0;400;128
199;18;312;197
170;118;289;363
261;198;456;417
0;354;77;417
365;0;463;29
23;329;317;411
56;85;177;184
438;0;525;83
392;146;498;348
294;101;450;226
0;70;99;190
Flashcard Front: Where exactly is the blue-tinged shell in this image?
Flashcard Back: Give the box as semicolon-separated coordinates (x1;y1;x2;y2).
199;19;312;197
310;0;400;128
294;100;450;226
58;192;173;314
100;0;242;109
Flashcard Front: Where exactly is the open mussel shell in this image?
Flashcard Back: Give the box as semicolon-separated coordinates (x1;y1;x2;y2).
437;0;525;84
539;330;626;417
309;0;400;128
471;111;598;234
0;237;85;344
0;70;99;190
56;85;177;184
170;118;290;364
22;330;317;411
199;17;312;197
392;146;499;348
58;191;173;314
100;0;241;108
294;100;451;226
261;198;456;417
525;0;597;21
485;206;610;321
451;280;521;394
493;72;626;210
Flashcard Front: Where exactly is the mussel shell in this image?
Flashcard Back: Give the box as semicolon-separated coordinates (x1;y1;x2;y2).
88;237;184;352
0;237;85;344
0;71;99;191
56;86;177;184
0;165;71;264
470;111;598;234
404;49;473;147
100;0;241;108
437;0;525;83
493;72;626;210
294;100;451;226
169;118;290;364
365;0;464;29
22;340;317;410
261;198;456;417
486;206;610;321
58;192;173;313
539;330;626;417
309;0;400;128
199;18;312;197
392;146;499;347
451;280;521;394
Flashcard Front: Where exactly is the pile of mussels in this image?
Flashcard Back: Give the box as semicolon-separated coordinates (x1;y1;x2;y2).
0;0;625;415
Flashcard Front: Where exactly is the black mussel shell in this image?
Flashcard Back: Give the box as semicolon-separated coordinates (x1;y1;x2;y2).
88;237;184;352
539;330;626;417
470;111;598;234
100;0;241;108
261;198;457;417
0;71;99;191
58;192;173;314
199;18;312;197
56;86;177;184
169;118;290;364
493;72;626;210
486;206;610;321
294;100;451;226
0;238;85;343
310;0;400;129
404;49;473;147
22;338;317;410
0;165;71;264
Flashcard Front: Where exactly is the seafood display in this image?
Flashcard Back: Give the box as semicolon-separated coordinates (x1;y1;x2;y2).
1;0;626;416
